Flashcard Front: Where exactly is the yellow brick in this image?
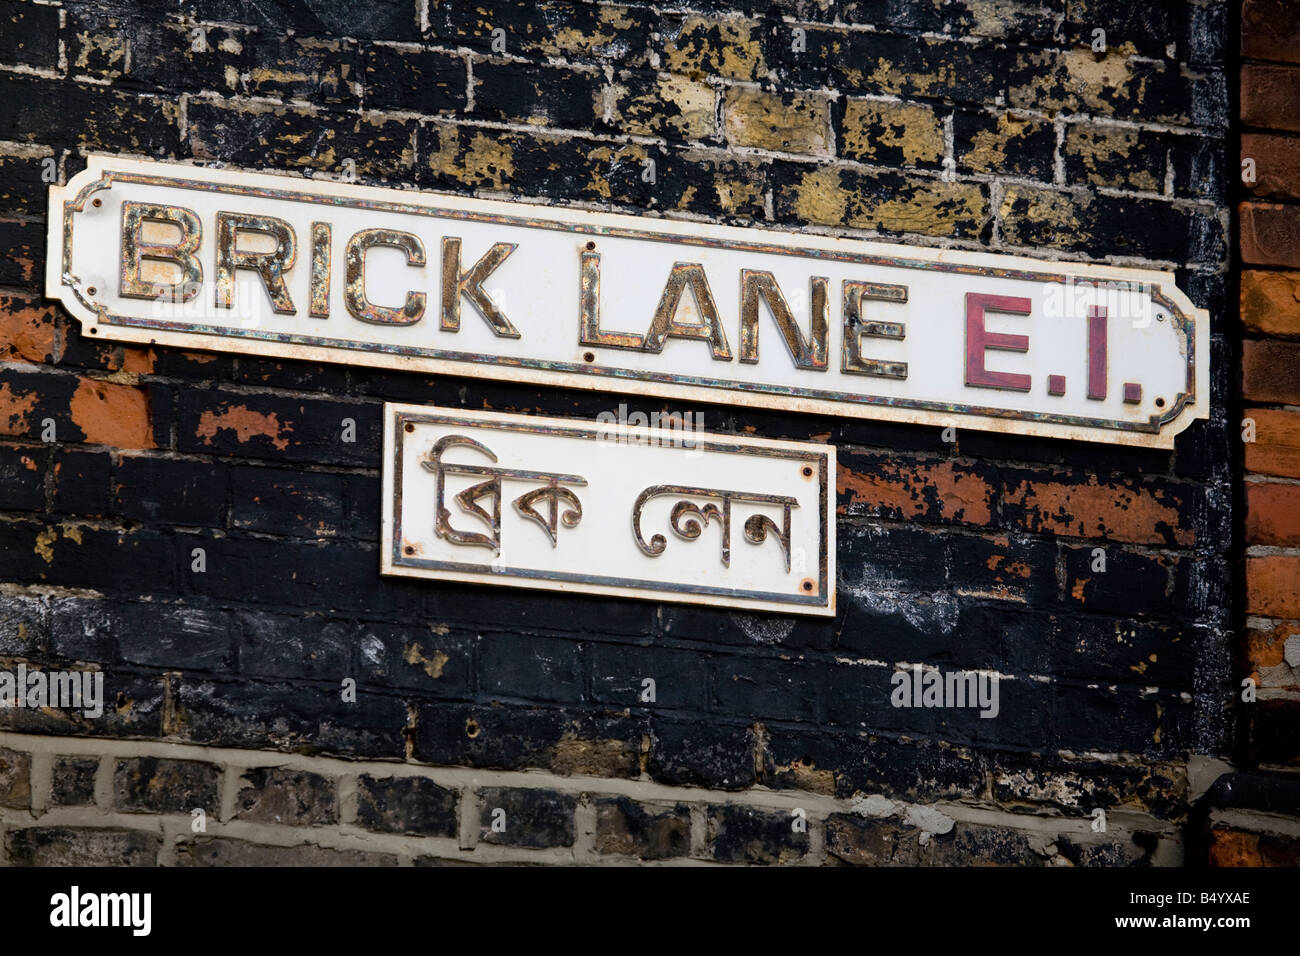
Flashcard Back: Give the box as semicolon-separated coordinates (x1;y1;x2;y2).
724;87;831;155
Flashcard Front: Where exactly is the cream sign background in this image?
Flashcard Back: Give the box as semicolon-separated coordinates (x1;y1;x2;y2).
48;155;1208;447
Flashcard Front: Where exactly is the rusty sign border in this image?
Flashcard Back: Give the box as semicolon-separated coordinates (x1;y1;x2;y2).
381;403;836;615
48;155;1210;448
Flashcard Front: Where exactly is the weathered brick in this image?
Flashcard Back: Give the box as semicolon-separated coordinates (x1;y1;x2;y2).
52;448;111;516
1247;481;1300;546
605;71;715;141
1245;408;1300;478
1063;124;1168;192
228;466;347;538
956;111;1055;181
648;719;757;790
0;73;185;156
1244;339;1300;405
356;774;458;836
1001;470;1196;547
825;813;920;865
0;0;61;68
427;0;653;65
478;787;576;848
1241;63;1300;133
1242;0;1300;66
6;827;159;866
1010;48;1222;127
1241;203;1300;268
1000;185;1224;264
594;797;691;860
0;746;31;808
840;98;944;168
169;673;410;759
176;390;380;466
590;641;710;711
362;44;465;114
1242;133;1300;202
1247;555;1300;618
0;443;45;513
0;220;43;287
0;294;58;367
706;804;808;865
50;756;99;807
724;87;831;156
187;100;416;183
775;164;988;239
474;59;601;129
176;836;398;866
1208;827;1300;866
1241;270;1300;335
0;154;51;220
660;14;767;82
113;455;227;526
235;767;337;826
113;757;221;814
478;632;585;704
838;451;996;526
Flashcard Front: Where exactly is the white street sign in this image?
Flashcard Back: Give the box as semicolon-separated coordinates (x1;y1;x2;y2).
381;404;835;615
49;154;1209;447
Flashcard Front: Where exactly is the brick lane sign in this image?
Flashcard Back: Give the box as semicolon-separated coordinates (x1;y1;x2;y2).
48;154;1209;448
383;404;835;614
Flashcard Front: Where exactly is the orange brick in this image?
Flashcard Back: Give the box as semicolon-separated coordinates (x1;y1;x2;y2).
1240;202;1300;268
1244;339;1300;404
1247;481;1300;544
1245;408;1300;478
69;377;155;449
1243;0;1300;66
1241;269;1300;335
1242;132;1300;202
1241;63;1300;133
1246;554;1300;618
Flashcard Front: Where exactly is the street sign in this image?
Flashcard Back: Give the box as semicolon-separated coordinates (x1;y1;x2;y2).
49;154;1209;447
382;403;835;615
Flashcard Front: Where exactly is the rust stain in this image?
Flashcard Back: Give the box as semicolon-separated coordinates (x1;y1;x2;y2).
196;404;291;451
70;377;155;449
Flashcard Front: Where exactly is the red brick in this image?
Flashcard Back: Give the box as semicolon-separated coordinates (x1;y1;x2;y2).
1240;202;1300;268
1242;132;1300;201
1247;481;1300;545
1242;0;1300;66
1244;408;1300;478
1241;269;1300;335
1244;339;1300;403
1241;63;1300;133
1246;554;1300;617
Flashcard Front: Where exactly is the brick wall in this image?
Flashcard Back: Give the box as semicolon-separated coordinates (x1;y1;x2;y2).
0;0;1243;865
1214;0;1300;867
